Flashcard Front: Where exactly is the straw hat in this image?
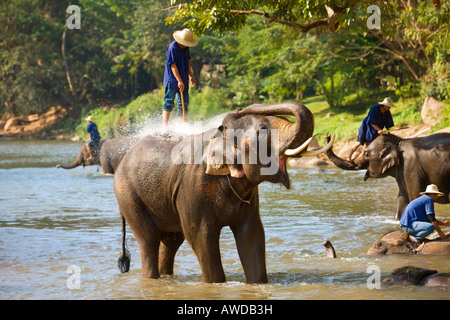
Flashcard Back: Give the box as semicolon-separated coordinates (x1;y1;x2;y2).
420;184;444;197
85;116;93;122
378;97;396;108
173;28;198;47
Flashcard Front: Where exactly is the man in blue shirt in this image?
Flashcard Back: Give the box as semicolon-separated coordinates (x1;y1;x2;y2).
85;115;101;161
162;28;198;135
347;97;395;161
400;184;450;242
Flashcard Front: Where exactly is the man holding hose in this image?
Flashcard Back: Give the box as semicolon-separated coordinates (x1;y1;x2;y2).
162;28;198;136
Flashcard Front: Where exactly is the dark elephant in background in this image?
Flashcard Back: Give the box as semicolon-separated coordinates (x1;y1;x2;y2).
383;266;450;287
367;230;450;255
326;133;450;220
114;102;335;283
56;136;136;174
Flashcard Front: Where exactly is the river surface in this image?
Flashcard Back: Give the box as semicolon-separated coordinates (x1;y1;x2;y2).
0;139;449;300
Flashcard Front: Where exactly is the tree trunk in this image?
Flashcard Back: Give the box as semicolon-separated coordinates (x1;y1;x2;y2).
316;70;334;108
61;28;80;118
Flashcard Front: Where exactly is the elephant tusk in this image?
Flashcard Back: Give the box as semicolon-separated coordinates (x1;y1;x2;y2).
284;136;313;156
299;134;335;157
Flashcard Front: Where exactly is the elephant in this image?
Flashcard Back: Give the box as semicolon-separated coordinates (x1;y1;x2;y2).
367;230;450;255
114;102;335;283
383;266;450;287
326;133;450;220
56;136;135;174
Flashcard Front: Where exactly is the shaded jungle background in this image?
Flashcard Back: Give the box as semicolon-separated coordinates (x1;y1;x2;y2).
0;0;449;140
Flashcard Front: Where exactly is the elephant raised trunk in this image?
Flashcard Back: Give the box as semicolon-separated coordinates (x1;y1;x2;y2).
236;102;315;155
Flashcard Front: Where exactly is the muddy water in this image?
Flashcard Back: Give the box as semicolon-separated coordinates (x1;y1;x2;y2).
0;139;449;300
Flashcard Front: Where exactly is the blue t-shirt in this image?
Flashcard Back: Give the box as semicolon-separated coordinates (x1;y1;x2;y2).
357;104;394;144
399;195;435;228
163;41;190;91
86;122;101;142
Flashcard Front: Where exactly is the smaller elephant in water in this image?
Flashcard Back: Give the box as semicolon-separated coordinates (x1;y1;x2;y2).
383;266;450;287
367;230;450;255
56;136;135;174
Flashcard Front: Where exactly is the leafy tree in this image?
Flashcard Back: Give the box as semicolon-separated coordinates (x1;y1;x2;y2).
0;0;67;115
166;0;365;34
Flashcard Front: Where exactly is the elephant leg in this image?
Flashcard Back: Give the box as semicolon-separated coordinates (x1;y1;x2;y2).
158;232;185;276
395;191;409;220
231;214;268;284
116;185;161;278
137;230;161;279
184;225;226;283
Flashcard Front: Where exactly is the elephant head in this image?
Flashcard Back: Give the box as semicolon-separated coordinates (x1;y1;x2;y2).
367;230;413;255
362;134;401;181
367;230;450;255
326;134;402;180
382;266;438;286
204;102;335;188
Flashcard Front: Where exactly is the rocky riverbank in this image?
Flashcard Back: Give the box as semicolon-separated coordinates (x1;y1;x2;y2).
0;106;72;139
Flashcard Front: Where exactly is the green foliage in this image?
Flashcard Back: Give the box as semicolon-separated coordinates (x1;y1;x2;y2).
1;0;448;140
392;100;422;127
166;0;365;35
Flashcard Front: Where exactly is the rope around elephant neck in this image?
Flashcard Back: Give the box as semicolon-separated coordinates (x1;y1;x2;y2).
226;175;253;205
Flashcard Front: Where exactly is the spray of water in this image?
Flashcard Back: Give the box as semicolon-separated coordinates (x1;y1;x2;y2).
135;112;229;138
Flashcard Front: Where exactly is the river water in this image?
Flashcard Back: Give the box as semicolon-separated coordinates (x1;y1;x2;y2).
0;139;448;300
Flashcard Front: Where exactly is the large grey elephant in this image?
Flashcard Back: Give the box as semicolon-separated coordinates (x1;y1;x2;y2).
114;102;335;283
56;136;136;174
326;133;450;220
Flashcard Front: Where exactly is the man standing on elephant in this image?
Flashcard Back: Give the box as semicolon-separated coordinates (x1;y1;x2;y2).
161;28;198;136
85;115;101;161
347;97;395;161
400;184;450;243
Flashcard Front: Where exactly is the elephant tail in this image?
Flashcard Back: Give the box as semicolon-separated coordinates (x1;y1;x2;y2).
118;213;131;273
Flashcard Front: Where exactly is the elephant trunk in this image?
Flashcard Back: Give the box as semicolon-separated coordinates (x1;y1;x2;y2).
56;154;84;169
325;135;360;170
237;102;315;154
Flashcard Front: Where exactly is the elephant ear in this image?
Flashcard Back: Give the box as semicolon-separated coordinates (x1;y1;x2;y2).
205;126;245;178
380;142;400;174
371;240;388;254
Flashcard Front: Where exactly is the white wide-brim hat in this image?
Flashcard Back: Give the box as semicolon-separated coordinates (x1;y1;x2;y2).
420;184;444;197
85;116;93;121
173;28;198;47
378;97;396;108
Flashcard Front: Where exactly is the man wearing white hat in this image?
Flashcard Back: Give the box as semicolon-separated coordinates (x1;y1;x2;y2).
347;97;395;161
400;184;450;242
162;28;198;135
85;115;101;161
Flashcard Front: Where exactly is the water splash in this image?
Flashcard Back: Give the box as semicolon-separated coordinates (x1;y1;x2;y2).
135;113;228;138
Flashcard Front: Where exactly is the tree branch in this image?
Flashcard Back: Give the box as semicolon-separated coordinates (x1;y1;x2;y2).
224;9;330;32
164;1;356;32
371;46;420;81
61;28;75;96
